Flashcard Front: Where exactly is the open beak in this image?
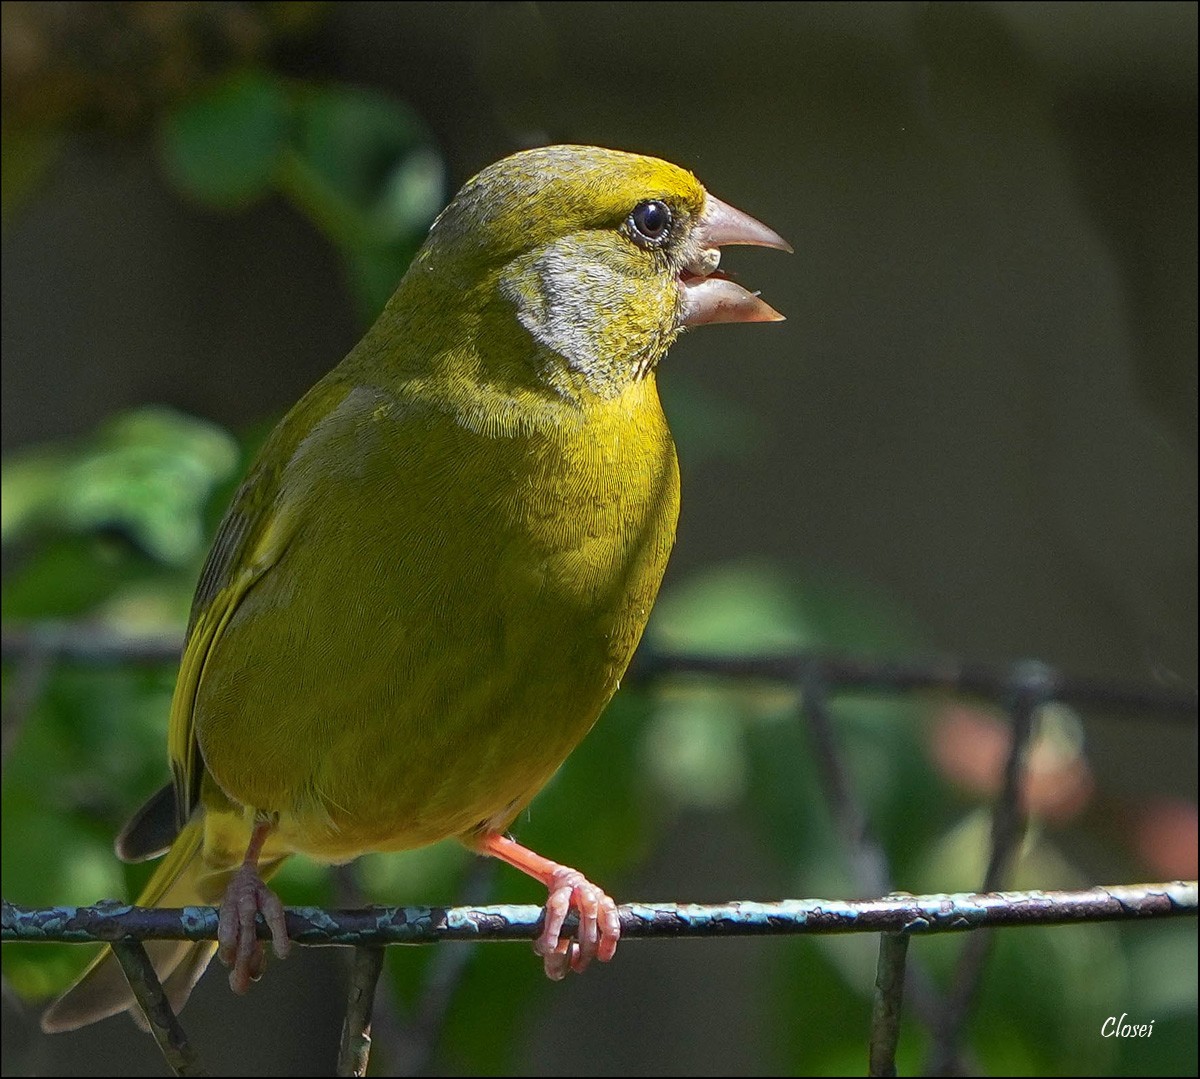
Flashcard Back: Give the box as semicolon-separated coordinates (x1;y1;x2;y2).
679;194;792;327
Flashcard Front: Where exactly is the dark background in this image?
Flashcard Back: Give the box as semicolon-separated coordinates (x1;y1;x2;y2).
2;3;1196;1075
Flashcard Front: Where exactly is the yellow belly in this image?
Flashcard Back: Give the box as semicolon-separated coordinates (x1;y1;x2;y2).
192;376;679;862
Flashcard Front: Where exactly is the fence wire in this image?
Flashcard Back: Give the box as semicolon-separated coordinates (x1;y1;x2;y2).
1;625;1197;1077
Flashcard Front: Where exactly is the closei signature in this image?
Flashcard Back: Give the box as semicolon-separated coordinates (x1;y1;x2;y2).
1101;1014;1155;1038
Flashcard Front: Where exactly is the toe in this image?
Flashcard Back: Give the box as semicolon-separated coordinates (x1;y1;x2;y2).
227;941;264;995
260;885;291;959
534;870;621;978
569;884;601;974
217;899;239;969
597;892;621;963
217;865;291;993
535;883;574;958
236;889;260;968
542;942;573;981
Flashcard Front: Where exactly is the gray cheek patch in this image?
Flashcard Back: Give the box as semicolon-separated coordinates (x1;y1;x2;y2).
500;240;661;399
511;246;611;374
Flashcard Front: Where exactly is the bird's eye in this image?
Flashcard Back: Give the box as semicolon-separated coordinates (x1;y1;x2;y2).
629;200;673;247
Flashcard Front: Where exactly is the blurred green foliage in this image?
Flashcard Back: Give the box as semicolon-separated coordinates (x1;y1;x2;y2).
4;420;1194;1073
159;70;442;320
0;2;332;221
1;26;1194;1075
4;408;239;569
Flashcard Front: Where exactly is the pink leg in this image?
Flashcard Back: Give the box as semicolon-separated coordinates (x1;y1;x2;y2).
217;818;290;994
475;833;621;981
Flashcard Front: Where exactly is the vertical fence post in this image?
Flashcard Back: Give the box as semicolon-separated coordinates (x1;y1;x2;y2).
337;945;385;1078
927;661;1050;1074
868;928;911;1077
111;940;206;1077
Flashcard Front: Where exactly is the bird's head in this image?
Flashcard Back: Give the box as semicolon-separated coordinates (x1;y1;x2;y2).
401;145;790;401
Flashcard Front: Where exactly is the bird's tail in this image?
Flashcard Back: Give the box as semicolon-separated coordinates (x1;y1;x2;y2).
40;812;284;1033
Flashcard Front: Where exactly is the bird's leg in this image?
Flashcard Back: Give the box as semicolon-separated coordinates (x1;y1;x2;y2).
475;832;621;980
217;817;290;994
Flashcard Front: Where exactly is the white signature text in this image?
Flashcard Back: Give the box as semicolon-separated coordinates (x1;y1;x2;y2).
1101;1014;1155;1038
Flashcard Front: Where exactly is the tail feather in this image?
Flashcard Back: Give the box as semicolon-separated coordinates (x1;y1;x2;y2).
115;781;179;863
41;818;215;1034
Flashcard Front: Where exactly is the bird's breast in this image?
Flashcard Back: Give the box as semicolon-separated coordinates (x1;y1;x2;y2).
196;376;680;856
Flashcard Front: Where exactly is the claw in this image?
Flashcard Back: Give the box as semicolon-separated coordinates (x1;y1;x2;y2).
474;832;621;980
217;822;290;994
217;862;290;993
535;867;618;975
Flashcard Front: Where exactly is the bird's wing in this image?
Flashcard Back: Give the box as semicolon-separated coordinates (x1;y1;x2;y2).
167;378;355;826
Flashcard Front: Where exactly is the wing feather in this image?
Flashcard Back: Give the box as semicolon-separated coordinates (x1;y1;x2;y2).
166;379;353;825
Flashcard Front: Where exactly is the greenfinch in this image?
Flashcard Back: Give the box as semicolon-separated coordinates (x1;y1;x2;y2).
42;144;789;1031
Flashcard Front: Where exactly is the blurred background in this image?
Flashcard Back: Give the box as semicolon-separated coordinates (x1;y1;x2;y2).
1;1;1196;1075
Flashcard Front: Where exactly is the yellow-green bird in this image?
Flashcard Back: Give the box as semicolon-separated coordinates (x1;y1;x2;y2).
42;144;789;1032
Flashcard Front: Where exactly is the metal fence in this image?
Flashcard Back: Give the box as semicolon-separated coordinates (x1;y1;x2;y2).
2;627;1197;1077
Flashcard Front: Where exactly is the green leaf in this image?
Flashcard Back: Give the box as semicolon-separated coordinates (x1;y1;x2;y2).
356;841;470;909
368;146;444;241
1;449;71;545
1;536;157;621
2;407;240;568
281;86;442;319
649;559;928;658
159;70;291;209
2;664;176;998
291;86;430;220
649;560;814;656
640;687;748;809
341;237;424;322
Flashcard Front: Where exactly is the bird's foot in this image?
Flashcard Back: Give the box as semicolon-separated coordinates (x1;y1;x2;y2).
217;861;290;994
473;831;621;980
536;865;621;980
